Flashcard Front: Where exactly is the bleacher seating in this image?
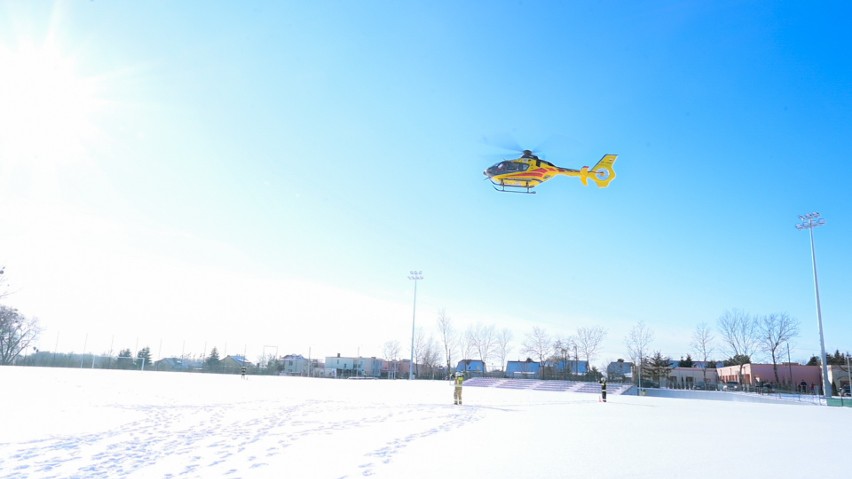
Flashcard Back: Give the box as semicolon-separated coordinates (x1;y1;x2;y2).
463;377;632;395
463;377;503;387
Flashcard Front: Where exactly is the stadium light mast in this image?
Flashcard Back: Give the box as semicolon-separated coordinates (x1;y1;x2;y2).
408;271;423;380
846;352;851;399
795;212;830;402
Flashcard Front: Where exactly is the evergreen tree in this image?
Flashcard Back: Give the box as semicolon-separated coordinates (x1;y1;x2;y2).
136;347;152;368
646;351;672;384
206;347;221;371
585;365;603;382
266;357;283;375
829;350;847;366
723;354;751;367
805;352;846;367
117;348;134;369
680;354;695;368
638;357;653;386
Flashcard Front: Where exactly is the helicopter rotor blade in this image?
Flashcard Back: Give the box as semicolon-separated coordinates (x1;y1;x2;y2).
482;152;513;163
480;132;524;153
479;132;572;162
530;134;577;159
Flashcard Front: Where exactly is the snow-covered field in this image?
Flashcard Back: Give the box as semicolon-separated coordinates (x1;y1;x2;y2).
1;367;848;479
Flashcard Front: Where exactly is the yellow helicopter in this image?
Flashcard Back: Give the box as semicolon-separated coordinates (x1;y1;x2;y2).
483;150;618;194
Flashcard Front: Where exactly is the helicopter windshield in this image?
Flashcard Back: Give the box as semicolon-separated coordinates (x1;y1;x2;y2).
494;161;529;172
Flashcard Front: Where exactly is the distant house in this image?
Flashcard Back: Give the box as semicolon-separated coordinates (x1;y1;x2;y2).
397;359;413;379
154;357;203;372
381;359;430;379
545;358;589;377
325;354;383;378
456;359;486;376
154;357;183;371
382;359;401;379
221;355;253;373
360;357;383;377
506;359;540;378
829;365;852;394
606;359;634;382
280;354;311;376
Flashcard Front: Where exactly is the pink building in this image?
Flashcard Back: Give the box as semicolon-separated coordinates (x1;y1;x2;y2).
667;367;719;389
716;363;821;392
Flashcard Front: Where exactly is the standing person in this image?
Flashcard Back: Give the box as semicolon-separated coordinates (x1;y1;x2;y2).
241;365;247;379
453;372;464;405
600;377;607;403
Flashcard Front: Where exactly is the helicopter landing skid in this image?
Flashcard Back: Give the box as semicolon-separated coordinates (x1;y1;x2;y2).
492;184;536;194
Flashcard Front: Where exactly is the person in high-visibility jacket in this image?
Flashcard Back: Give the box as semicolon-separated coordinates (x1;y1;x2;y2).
453;372;464;405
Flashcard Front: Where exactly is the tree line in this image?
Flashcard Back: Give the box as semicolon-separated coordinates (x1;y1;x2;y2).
2;266;831;383
382;308;608;379
624;309;803;387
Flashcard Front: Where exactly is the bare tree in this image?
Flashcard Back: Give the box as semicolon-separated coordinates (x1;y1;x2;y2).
552;336;576;379
576;326;607;370
522;326;551;377
383;340;401;360
625;321;654;385
415;332;441;379
495;328;513;373
469;323;497;371
0;305;41;365
758;313;799;385
436;309;457;372
414;327;429;377
382;339;402;379
460;326;475;361
691;322;715;386
0;266;7;299
717;309;759;383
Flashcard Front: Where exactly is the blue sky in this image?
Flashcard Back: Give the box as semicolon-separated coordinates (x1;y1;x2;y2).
1;1;850;368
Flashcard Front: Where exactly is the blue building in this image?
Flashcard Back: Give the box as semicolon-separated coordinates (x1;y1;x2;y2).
547;358;589;376
456;359;486;376
606;359;634;381
506;359;541;378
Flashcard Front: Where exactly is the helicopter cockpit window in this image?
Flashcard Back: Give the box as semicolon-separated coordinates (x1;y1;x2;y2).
494;162;528;172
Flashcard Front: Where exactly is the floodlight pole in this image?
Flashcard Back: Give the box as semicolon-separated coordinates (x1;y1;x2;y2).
408;271;423;380
637;352;642;396
796;212;829;402
847;352;851;401
574;344;579;377
787;342;794;393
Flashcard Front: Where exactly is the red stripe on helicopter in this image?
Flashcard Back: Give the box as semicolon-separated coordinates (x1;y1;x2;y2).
515;169;547;179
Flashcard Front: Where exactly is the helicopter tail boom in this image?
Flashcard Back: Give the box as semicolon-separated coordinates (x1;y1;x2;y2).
584;154;617;187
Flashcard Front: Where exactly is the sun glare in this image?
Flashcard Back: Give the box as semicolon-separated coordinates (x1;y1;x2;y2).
0;39;102;167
